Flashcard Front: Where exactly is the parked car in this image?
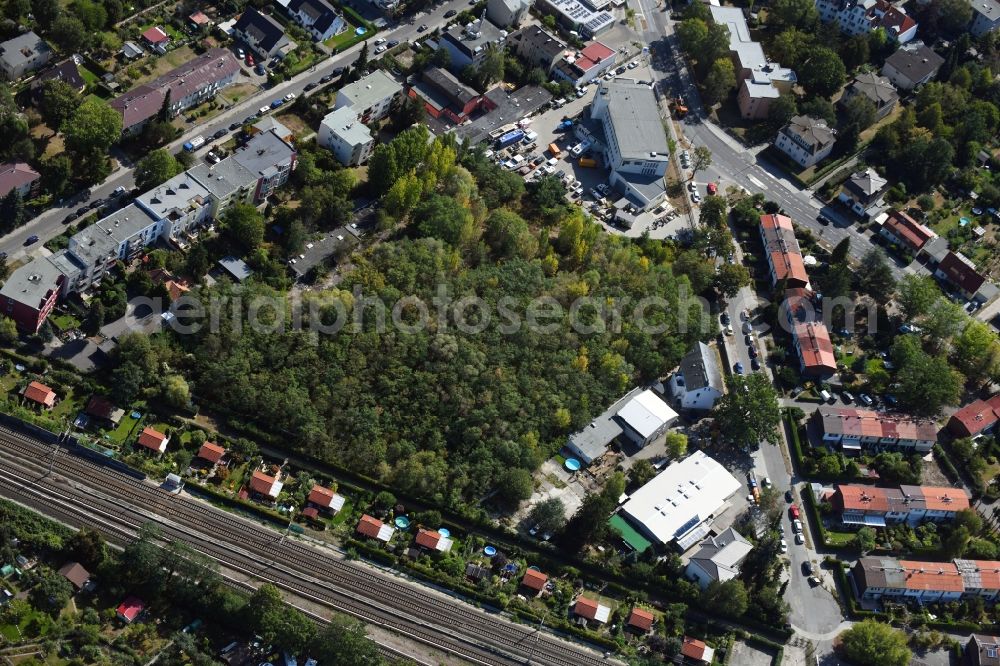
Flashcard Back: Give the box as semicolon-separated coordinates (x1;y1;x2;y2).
63;213;77;224
789;504;800;519
284;92;296;102
795;533;805;544
859;393;874;406
744;334;752;345
229;122;242;131
24;235;39;245
720;312;730;325
780;539;788;554
818;214;831;225
246;54;255;66
374;37;386;45
747;345;758;359
236;47;245;59
444;9;457;16
742;322;752;334
213;129;227;139
270;99;284;109
690;192;701;203
320;73;334;83
255;64;265;76
387;39;399;47
707;182;717;195
751;358;760;371
724;323;733;336
792;519;803;533
733;361;744;375
418;24;428;31
687;181;697;192
304;82;318;91
375;44;387;53
809;576;821;586
802;561;814;576
785;490;793;503
113;186;127;196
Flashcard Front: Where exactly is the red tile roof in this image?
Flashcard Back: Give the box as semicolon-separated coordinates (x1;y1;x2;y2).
874;0;916;37
521;568;548;591
85;395;118;420
189;11;210;25
627;607;655;631
836;485;892;513
938;251;986;295
137;426;167;452
882;210;935;252
141;26;169;44
760;214;809;286
573;596;599;619
948;396;1000;437
793;322;836;373
116;596;145;623
249;470;279;496
23;381;56;407
919;486;971;512
681;636;710;661
308;485;336;507
899;559;965;592
356;514;384;539
415;529;442;549
197;442;226;463
301;506;319;519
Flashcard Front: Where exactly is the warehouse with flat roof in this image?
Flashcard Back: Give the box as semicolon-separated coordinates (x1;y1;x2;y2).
618;451;741;551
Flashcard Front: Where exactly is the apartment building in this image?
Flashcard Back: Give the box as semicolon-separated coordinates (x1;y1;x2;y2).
815;0;917;43
438;15;507;72
854;557;1000;603
334;70;403;123
0;32;52;80
792;321;836;377
318;106;375;166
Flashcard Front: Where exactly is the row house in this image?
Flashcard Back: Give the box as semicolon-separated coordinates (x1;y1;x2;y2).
854;557;1000;604
791;321;836;377
759;213;809;288
811;406;938;453
111;48;240;134
878;209;936;254
831;484;971;527
947;395;1000;438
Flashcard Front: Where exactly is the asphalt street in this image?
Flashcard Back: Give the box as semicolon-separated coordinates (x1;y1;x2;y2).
633;0;849;643
1;0;472;263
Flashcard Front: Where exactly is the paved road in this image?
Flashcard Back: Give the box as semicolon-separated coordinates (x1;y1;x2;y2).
1;0;471;263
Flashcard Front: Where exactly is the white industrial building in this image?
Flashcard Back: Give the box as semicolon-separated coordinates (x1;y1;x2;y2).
619;451;741;551
565;387;676;464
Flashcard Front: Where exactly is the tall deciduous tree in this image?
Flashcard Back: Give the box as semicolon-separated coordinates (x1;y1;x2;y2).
221;204;265;252
704;58;736;105
714;373;781;450
36;79;80;130
134;149;183;192
797;47;846;98
953;320;1000;385
308;615;384;666
896;274;940;320
856;249;896;302
839;620;910;666
63;98;121;157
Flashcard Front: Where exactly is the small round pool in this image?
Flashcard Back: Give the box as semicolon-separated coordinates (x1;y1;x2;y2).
565;458;581;472
528;565;540;571
960;217;971;226
484;545;497;557
394;515;411;529
355;27;367;35
130;411;142;419
438;527;450;538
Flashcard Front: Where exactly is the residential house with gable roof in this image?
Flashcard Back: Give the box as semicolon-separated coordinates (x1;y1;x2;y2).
670;342;724;411
967;633;1000;665
308;484;346;513
684;527;753;589
0;162;40;201
22;381;56;410
681;637;715;664
249;470;283;499
948;395;1000;438
572;596;610;625
838;168;887;218
232;8;295;60
286;0;346;41
881;43;944;91
196;442;227;466
879;210;936;254
415;528;453;553
511;26;566;74
356;514;395;542
831;484;970;526
521;568;548;594
840;72;898;119
774;115;836;168
935;251;996;302
137;427;169;454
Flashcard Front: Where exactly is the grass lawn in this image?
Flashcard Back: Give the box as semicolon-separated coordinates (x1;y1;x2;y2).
274;111;310;136
0;623;19;640
105;413;142;445
225;462;248;493
330;499;354;525
50;314;81;331
825;530;856;546
218;83;258;107
79;66;101;88
51;389;81;421
130;45;196;87
324;30;364;52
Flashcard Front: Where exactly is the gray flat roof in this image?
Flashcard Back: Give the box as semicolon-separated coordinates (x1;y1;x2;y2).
137;172;212;222
568;386;652;462
233;130;295;178
450;84;552;145
321;106;373;146
337;70;402;111
70;203;158;266
442;18;506;57
0;255;66;308
218;256;252;281
188;159;258;200
599;78;669;159
0;32;52;69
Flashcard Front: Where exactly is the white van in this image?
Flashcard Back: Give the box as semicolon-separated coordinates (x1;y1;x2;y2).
259;106;270;116
819;389;832;403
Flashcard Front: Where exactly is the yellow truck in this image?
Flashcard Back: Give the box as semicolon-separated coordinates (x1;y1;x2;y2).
578;157;598;168
547;143;561;158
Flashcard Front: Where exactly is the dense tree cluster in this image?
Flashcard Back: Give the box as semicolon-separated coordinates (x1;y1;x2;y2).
149;128;708;510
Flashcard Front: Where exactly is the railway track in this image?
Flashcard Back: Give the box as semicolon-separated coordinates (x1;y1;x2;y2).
0;426;614;666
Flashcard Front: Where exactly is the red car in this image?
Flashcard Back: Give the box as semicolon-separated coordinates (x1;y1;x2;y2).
789;504;800;519
246;54;255;67
707;182;718;195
